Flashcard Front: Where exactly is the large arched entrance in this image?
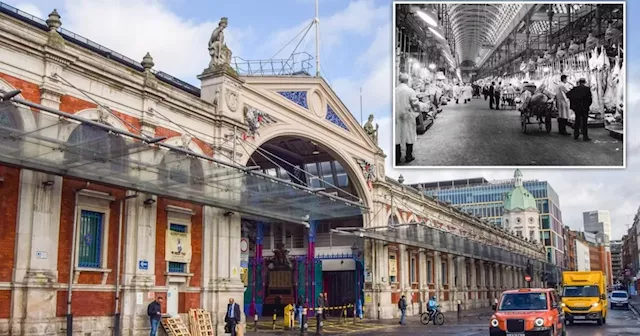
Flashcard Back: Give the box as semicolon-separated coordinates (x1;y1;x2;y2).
240;135;367;318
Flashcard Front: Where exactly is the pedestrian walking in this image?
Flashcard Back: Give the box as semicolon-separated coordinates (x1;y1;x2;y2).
453;83;461;104
494;82;502;110
489;82;496;109
225;298;241;336
555;74;573;136
395;73;420;164
147;296;163;336
398;295;407;325
317;293;327;320
567;78;592;141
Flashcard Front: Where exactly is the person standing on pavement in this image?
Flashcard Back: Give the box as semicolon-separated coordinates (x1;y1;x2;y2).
489;82;496;109
453;83;461;104
147;296;163;336
566;78;592;141
555;75;573;136
398;295;407;325
494;82;502;110
395;73;420;164
225;298;241;336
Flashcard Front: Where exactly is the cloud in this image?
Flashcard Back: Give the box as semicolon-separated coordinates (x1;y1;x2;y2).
15;2;43;18
48;0;252;84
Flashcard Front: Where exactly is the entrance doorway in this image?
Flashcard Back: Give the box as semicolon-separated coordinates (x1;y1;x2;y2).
167;284;179;317
323;271;355;316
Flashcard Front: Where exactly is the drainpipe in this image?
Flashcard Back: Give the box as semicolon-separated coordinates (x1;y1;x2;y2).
114;192;138;336
67;182;90;336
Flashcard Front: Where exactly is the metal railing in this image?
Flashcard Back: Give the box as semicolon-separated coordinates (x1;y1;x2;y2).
232;52;314;76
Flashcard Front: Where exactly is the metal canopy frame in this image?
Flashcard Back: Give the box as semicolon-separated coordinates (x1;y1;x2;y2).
0;90;367;224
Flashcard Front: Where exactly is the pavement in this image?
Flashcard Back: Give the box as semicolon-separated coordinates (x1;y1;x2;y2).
399;97;623;166
245;300;640;336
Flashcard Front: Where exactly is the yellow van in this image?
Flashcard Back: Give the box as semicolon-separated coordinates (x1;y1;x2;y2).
561;271;608;325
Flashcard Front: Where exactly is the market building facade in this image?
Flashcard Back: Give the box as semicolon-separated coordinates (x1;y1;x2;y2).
0;5;546;335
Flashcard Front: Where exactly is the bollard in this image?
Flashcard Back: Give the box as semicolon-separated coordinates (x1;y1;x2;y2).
273;309;277;330
342;306;347;324
418;299;423;315
300;307;308;336
254;313;258;332
290;308;295;330
361;306;364;321
377;302;381;320
315;307;323;335
353;304;356;324
457;300;462;319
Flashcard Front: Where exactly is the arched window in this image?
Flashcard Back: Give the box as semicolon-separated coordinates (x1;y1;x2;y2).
65;123;127;173
161;148;204;192
388;214;400;226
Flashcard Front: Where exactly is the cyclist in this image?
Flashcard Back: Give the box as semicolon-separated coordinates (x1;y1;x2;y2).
427;296;438;320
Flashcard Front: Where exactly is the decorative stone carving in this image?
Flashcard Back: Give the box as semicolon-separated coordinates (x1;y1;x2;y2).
208;17;233;69
363;114;378;143
97;106;111;124
356;158;376;189
45;9;65;49
326;105;348;131
225;88;238;112
180;133;192;148
243;104;276;137
141;52;158;89
213;88;220;107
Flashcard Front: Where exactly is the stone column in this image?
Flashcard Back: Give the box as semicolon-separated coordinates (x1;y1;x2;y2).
434;252;443;302
399;244;410;305
470;259;477;308
478;261;486;306
11;85;65;335
448;254;456;311
458;257;467;308
418;249;428;311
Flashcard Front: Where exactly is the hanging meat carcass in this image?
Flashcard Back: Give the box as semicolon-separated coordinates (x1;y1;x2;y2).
605;22;622;46
556;42;567;60
585;32;599;51
568;40;580;55
603;54;621;112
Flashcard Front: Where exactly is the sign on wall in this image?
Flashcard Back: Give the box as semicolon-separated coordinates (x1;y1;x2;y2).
389;259;397;278
165;230;192;263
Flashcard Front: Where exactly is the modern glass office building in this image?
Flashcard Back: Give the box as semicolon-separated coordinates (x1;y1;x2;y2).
413;176;565;267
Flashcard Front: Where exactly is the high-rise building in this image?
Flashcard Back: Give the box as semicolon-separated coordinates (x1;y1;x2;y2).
583;210;612;241
575;239;591;271
611;240;623;282
412;171;565;267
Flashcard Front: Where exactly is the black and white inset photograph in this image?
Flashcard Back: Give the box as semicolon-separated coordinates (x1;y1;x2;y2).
393;2;625;167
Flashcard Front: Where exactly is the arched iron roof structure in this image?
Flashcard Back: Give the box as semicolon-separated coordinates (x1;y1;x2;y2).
447;3;525;67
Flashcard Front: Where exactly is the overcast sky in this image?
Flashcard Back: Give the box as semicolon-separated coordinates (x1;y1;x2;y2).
8;0;638;239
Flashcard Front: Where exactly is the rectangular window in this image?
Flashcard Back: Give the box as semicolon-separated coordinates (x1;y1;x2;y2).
320;161;336;187
441;262;447;284
168;223;188;273
389;254;397;283
454;261;459;286
541;215;550;230
427;259;433;283
333;161;349;187
305;163;322;188
410;256;417;283
78;210;104;268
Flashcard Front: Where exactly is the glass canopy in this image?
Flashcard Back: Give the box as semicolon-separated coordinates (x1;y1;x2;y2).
0;91;366;224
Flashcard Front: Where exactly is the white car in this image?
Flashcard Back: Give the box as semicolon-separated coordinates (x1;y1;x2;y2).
609;290;629;310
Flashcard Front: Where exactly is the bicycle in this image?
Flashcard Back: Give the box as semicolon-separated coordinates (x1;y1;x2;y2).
420;304;445;325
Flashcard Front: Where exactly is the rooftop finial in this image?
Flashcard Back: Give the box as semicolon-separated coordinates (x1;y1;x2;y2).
46;9;62;30
514;169;523;187
141;52;155;71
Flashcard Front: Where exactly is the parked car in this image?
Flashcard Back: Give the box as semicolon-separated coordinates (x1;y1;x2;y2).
609;290;629;310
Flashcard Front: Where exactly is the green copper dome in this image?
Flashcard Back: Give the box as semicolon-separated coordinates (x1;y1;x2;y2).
504;169;537;211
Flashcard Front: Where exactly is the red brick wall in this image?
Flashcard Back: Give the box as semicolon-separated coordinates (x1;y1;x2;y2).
0;165;20;283
178;293;201;313
0;290;10;318
0;72;41;103
57;178;125;285
155;198;203;287
59;95;97;114
56;291;115;317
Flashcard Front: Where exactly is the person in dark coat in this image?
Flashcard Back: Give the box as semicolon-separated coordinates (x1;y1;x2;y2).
489;82;496;109
566;78;592;141
398;295;407;325
225;298;242;336
147;296;163;336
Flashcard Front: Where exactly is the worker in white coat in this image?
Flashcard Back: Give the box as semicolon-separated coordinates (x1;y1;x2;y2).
453;84;462;104
463;83;473;103
395;73;420;164
555;74;572;136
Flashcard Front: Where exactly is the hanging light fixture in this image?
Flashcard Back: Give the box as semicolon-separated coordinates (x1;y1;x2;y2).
428;26;444;40
416;8;438;27
428;63;436;70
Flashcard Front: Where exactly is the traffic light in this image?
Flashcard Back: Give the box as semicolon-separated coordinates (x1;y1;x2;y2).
526;262;533;278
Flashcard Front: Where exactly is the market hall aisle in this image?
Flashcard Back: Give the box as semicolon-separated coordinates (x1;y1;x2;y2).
402;98;623;166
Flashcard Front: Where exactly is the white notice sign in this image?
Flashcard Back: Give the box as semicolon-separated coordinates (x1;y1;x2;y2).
136;292;143;305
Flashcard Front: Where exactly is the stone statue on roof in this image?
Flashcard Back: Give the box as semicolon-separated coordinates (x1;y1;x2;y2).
363;114;378;144
208;17;232;68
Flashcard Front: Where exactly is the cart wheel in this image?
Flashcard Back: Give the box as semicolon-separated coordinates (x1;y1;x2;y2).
521;114;528;134
545;115;552;133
